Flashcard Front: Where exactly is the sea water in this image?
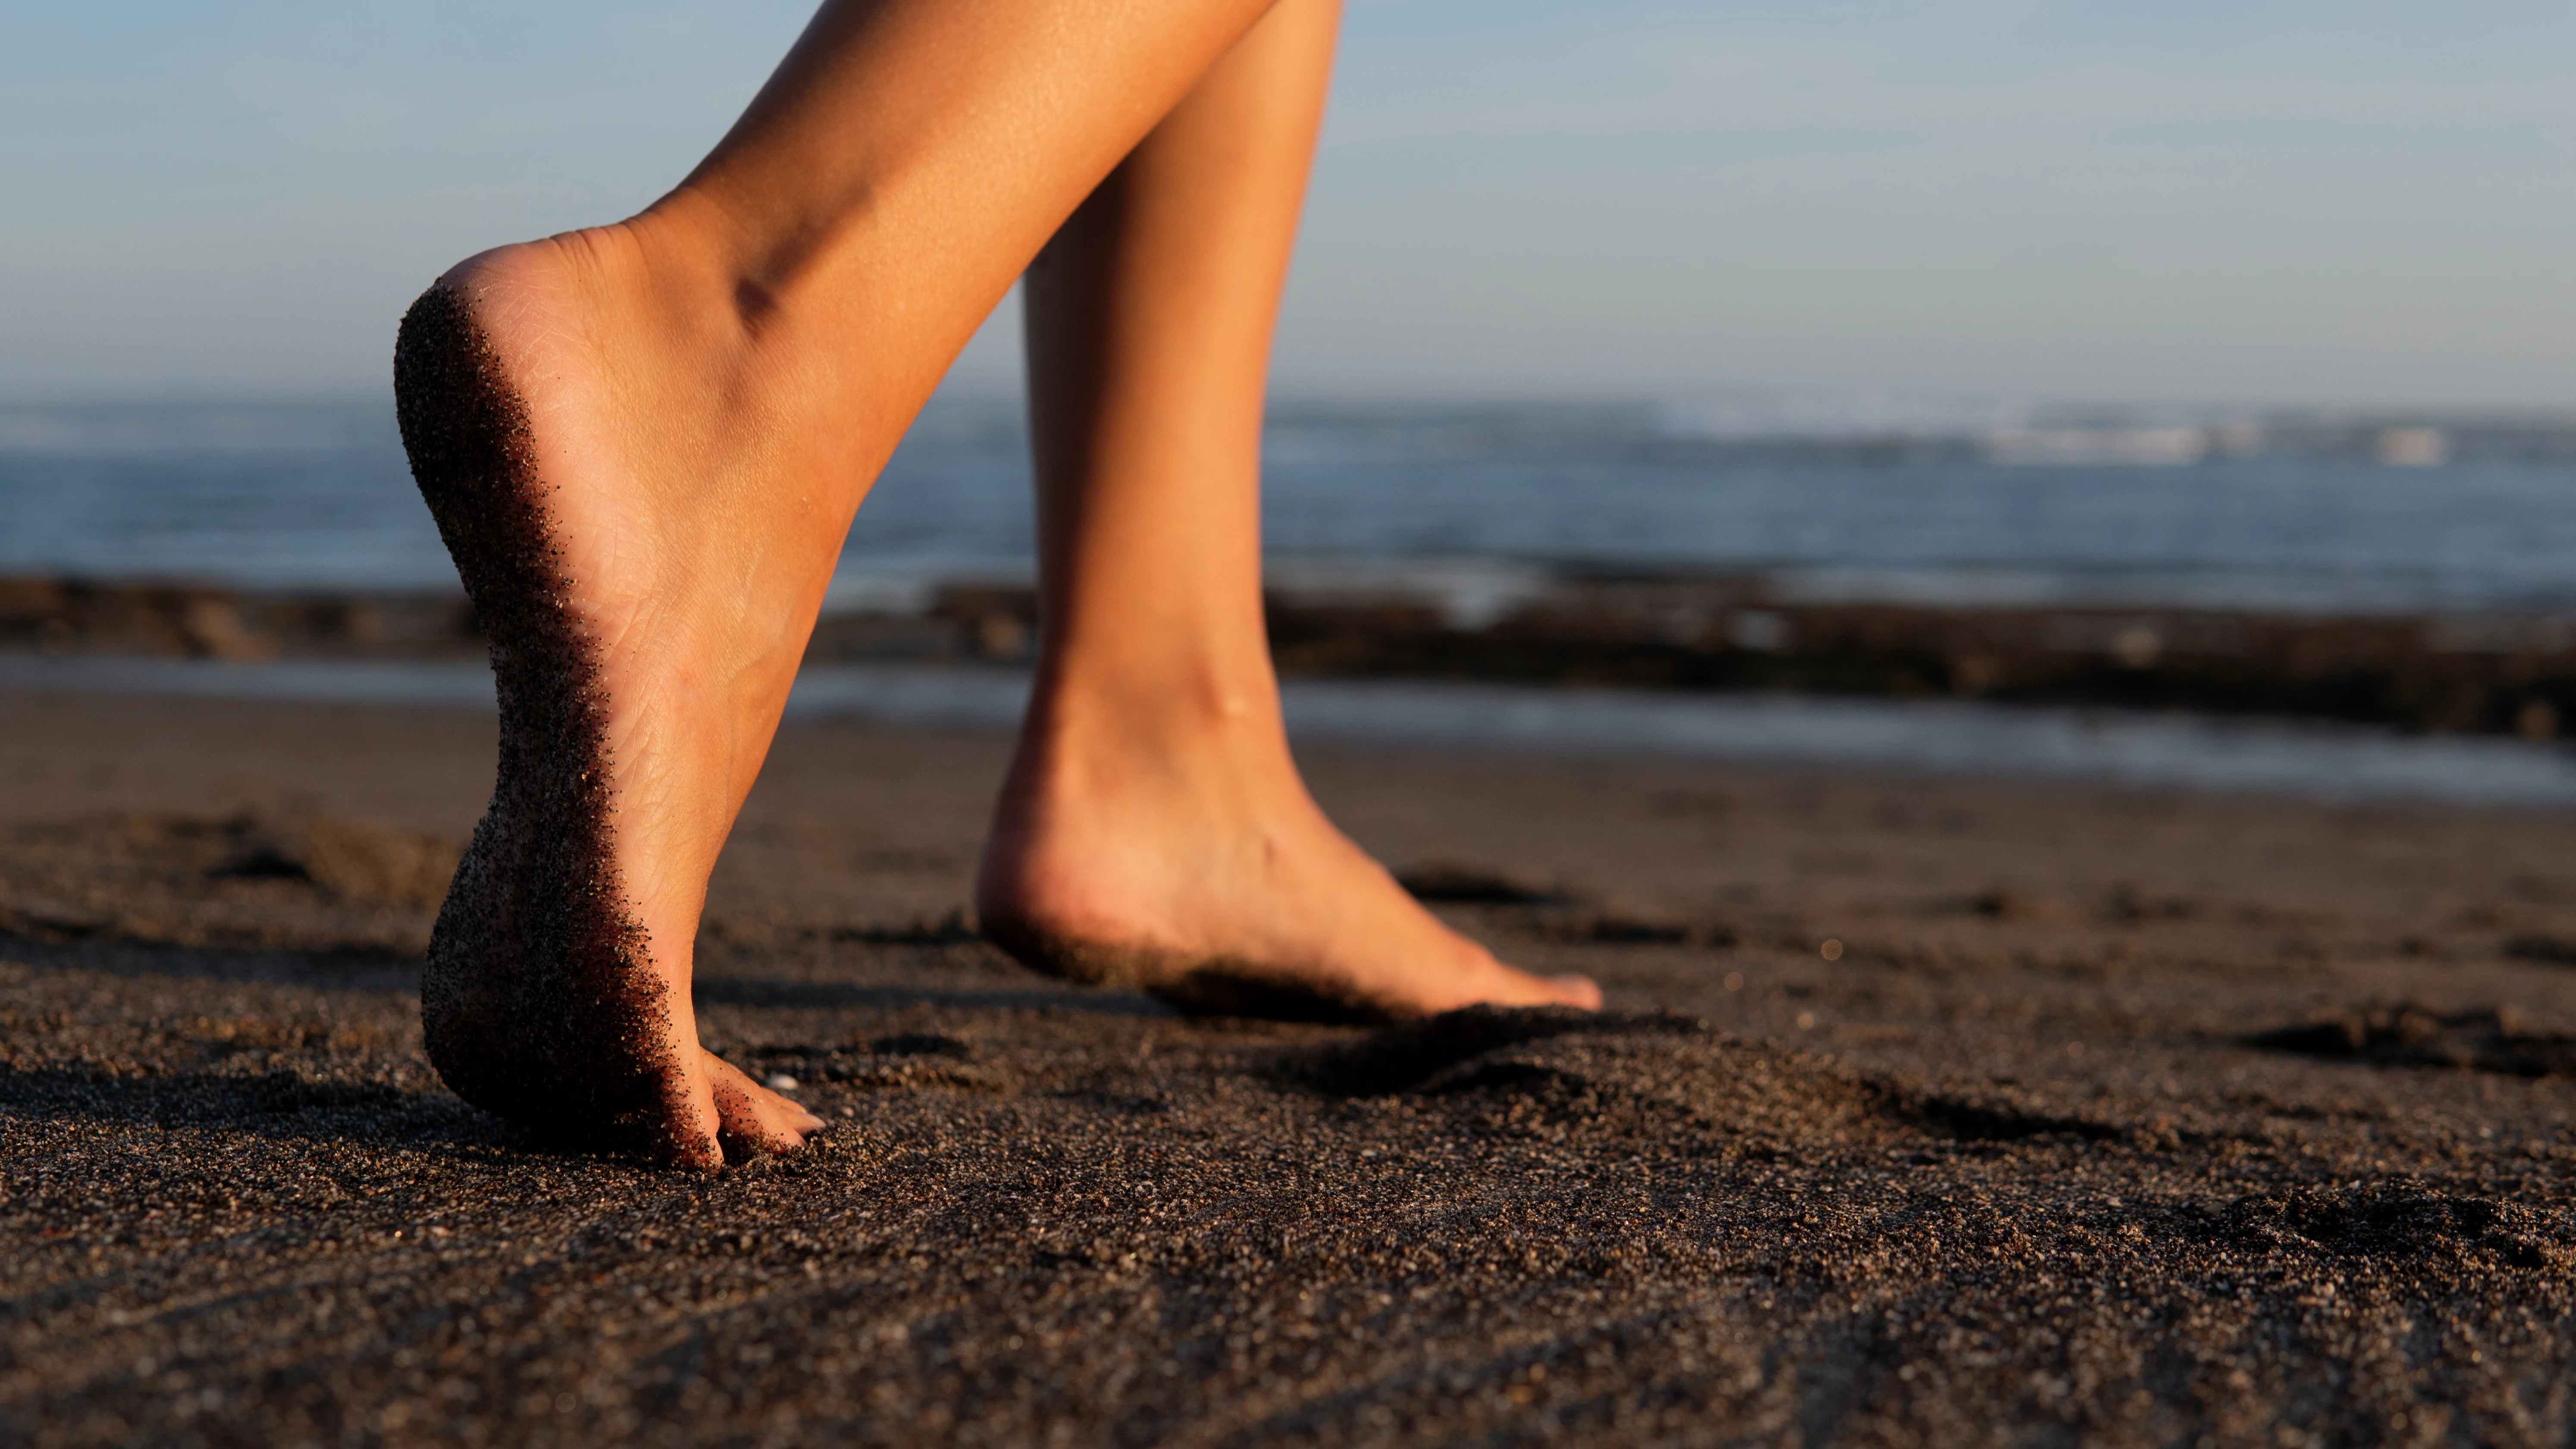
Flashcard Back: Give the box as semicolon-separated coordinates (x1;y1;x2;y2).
6;397;2576;615
14;398;2576;800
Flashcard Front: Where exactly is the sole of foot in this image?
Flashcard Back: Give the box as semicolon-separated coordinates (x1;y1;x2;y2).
394;259;821;1169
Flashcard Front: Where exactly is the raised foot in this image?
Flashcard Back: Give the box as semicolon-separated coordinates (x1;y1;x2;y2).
395;267;821;1167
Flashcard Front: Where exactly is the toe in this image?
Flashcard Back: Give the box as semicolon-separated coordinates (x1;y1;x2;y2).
705;1051;823;1157
1547;972;1605;1011
657;1118;726;1173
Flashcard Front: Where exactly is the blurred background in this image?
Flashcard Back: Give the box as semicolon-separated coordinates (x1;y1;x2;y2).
6;1;2576;758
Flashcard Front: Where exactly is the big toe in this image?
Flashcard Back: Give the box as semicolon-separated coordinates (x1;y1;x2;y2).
649;1093;727;1173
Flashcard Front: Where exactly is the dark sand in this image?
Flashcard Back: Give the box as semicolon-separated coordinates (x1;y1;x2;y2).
5;687;2576;1446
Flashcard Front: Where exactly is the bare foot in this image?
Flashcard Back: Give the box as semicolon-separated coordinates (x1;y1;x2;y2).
975;702;1603;1021
394;222;837;1168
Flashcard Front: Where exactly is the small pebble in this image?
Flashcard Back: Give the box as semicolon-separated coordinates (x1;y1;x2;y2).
765;1074;799;1092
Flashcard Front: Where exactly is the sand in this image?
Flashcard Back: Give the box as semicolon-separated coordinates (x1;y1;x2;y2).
5;687;2576;1447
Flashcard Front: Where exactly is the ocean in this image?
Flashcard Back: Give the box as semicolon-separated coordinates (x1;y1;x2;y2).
5;397;2576;616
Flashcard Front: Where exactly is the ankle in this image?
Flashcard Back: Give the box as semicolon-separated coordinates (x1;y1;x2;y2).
640;182;913;363
1024;658;1291;777
632;190;797;325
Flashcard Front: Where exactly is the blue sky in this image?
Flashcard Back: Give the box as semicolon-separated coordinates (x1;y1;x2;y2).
5;1;2572;407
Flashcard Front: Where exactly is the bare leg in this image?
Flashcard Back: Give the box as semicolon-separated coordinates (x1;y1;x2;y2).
396;0;1290;1167
972;0;1601;1020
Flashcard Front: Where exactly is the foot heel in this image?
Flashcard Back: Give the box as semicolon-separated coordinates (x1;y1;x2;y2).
393;284;693;1161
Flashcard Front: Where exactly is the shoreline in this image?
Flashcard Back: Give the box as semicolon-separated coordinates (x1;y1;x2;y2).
9;653;2576;809
12;569;2576;742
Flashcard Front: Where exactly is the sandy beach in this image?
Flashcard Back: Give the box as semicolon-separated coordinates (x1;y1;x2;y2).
5;685;2576;1446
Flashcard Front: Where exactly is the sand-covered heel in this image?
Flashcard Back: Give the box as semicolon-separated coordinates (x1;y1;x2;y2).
392;284;705;1165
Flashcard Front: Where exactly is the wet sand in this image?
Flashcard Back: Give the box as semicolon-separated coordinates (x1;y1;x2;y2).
16;568;2576;740
4;687;2575;1446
